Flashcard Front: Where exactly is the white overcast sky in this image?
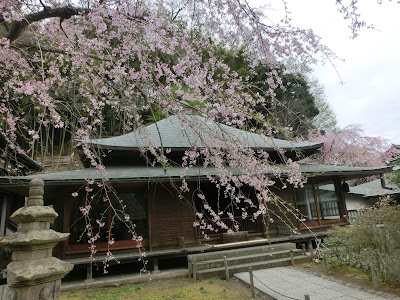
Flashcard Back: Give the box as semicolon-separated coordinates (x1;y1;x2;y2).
263;1;400;144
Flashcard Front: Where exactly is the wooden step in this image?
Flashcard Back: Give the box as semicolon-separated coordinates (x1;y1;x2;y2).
188;242;296;263
195;255;310;279
194;249;302;271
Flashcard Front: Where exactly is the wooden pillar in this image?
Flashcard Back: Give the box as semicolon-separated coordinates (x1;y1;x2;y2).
148;184;153;251
312;183;322;225
290;250;295;266
322;255;328;274
334;178;347;219
85;263;94;282
62;195;71;257
249;267;255;298
0;195;8;237
224;256;229;280
306;240;311;251
193;258;197;281
153;257;160;273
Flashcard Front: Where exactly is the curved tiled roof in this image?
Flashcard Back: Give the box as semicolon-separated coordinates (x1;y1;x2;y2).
89;115;323;152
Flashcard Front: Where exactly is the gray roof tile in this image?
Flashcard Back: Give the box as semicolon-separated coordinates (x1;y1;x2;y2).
0;164;391;186
90;115;323;151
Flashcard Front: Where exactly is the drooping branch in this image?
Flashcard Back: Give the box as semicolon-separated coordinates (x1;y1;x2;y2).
12;41;113;61
1;6;90;42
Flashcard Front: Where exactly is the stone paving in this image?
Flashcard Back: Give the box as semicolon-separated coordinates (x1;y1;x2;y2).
234;267;400;300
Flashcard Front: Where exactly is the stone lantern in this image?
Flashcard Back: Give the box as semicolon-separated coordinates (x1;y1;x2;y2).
0;178;73;300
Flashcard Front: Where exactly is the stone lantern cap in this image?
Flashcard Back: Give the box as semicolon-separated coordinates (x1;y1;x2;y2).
10;206;58;223
7;257;74;288
0;230;70;251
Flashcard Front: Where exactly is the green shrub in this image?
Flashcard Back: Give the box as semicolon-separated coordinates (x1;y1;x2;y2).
325;205;400;284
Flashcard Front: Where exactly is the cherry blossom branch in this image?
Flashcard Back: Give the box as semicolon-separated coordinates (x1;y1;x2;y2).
335;0;374;39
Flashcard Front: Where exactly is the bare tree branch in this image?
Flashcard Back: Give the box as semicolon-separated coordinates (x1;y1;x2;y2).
1;6;90;42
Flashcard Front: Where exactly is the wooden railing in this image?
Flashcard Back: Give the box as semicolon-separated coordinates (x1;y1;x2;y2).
346;209;368;224
347;209;367;218
196;216;260;239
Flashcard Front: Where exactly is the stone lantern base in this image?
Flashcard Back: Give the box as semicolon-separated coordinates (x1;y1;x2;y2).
7;280;62;300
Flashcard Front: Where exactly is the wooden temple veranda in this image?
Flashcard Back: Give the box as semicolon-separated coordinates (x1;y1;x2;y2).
0;116;392;274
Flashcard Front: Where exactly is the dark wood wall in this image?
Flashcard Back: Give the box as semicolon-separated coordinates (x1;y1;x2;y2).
263;185;298;237
46;176;348;257
148;182;197;250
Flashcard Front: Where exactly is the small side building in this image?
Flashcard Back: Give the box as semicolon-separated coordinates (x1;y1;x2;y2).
346;178;400;215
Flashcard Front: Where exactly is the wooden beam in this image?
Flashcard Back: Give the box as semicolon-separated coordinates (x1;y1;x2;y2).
148;184;153;252
312;183;322;225
63;193;71;257
0;195;8;237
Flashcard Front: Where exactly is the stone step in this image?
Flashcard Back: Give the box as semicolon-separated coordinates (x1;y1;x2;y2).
188;242;296;263
195;255;310;280
195;249;302;271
